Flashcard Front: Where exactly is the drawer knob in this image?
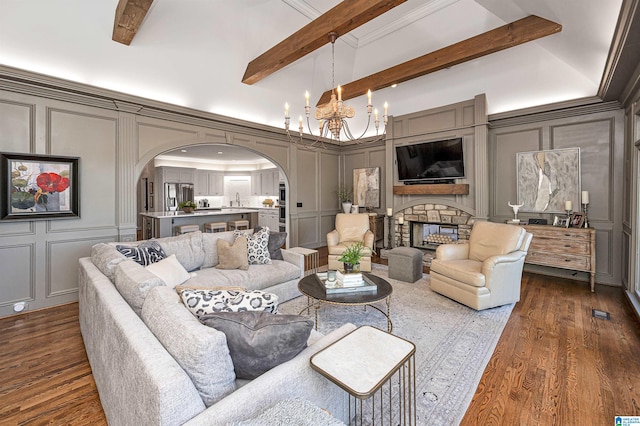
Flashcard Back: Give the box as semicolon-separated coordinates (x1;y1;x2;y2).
565;259;571;262
564;245;571;248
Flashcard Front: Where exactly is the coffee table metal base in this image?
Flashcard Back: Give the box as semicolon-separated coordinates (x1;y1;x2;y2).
301;296;392;333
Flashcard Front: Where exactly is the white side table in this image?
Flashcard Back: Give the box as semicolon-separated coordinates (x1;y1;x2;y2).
310;326;416;425
288;247;319;276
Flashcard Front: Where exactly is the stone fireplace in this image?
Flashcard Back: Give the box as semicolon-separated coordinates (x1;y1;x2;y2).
392;203;475;265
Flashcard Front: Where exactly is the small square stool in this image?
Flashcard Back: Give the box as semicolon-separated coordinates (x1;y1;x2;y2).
387;247;423;283
228;219;250;231
204;222;227;233
175;224;200;235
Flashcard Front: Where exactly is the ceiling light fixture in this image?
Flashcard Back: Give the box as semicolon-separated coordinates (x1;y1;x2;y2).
284;32;388;149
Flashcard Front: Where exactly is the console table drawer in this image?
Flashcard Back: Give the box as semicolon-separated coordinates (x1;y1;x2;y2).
526;251;590;271
529;238;590;255
522;224;596;292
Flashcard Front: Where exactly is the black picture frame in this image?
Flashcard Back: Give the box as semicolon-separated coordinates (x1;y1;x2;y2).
1;152;80;221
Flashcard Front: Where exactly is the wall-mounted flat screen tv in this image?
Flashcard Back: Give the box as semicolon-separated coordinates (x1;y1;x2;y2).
395;137;465;183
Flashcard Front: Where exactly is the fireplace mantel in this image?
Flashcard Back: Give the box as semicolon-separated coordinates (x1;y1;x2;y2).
393;184;469;195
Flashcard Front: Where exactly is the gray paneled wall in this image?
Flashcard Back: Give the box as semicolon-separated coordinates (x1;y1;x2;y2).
489;105;624;286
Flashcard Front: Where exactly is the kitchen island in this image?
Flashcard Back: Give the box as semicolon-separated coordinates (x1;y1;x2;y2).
141;208;259;238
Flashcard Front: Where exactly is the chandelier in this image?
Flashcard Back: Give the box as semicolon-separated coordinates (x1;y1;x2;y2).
284;32;388;149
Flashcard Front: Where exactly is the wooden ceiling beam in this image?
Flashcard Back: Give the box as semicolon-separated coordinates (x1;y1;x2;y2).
112;0;154;46
317;15;562;106
242;0;407;85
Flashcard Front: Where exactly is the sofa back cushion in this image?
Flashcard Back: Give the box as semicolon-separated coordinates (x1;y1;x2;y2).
141;286;236;407
91;243;128;282
156;231;205;272
468;221;526;262
114;260;166;315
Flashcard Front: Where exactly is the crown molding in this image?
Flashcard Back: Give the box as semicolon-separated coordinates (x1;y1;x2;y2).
488;97;621;128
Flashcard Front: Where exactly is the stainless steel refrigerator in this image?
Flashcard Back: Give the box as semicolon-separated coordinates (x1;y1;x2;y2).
165;182;194;211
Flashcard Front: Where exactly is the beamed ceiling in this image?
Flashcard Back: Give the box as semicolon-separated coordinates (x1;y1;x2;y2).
0;0;632;139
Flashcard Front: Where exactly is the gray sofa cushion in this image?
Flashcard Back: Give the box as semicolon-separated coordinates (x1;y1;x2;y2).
157;231;205;272
142;286;236;407
91;243;128;281
200;311;313;380
186;260;300;290
114;260;165;315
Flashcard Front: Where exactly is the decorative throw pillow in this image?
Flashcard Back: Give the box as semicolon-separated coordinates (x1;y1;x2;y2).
200;311;313;379
234;227;271;264
254;226;287;260
116;240;166;266
216;236;249;270
180;289;279;318
145;254;191;288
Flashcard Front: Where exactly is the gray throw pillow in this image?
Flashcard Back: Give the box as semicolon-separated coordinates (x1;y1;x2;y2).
200;311;312;380
254;226;287;260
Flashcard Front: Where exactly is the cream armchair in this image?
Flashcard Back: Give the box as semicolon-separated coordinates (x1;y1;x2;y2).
430;221;532;310
327;213;375;272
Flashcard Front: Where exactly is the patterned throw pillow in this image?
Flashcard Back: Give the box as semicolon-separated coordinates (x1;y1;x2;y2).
233;227;271;265
116;240;167;266
253;226;287;260
179;288;279;318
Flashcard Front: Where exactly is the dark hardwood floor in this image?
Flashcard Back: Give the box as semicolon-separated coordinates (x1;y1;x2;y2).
1;250;638;425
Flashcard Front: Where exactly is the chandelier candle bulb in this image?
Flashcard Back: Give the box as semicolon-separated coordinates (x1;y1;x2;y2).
305;91;309;107
582;191;589;204
384;101;388;116
285;102;289;117
367;89;372;105
337;85;342;101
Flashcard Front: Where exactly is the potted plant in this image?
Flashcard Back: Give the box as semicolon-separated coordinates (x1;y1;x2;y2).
179;200;197;213
336;185;353;214
338;241;365;273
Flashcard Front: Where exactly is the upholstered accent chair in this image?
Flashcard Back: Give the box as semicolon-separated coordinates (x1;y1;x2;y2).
327;213;375;272
430;221;533;310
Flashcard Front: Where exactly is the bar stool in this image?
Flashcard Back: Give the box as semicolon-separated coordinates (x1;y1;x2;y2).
175;224;200;235
204;222;227;233
228;219;250;231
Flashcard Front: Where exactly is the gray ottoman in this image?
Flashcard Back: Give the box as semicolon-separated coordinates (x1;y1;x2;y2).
387;247;423;283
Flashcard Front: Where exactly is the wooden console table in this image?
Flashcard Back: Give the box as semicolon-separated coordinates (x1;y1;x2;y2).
522;224;596;292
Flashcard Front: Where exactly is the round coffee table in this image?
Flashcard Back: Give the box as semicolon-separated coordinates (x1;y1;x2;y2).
298;273;393;332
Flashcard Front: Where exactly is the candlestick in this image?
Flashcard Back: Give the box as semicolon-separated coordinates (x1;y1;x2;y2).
582;203;590;228
565;208;572;228
398;221;404;247
386;215;393;250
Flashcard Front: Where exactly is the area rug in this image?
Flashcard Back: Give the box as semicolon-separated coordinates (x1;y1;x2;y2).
278;264;514;425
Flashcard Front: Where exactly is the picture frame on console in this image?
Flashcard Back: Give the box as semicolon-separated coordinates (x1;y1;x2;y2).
0;152;80;221
570;212;585;228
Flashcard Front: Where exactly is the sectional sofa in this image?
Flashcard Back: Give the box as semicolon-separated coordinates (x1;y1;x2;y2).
78;230;354;425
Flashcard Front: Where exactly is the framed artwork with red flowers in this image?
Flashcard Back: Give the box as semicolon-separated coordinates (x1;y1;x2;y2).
1;152;79;221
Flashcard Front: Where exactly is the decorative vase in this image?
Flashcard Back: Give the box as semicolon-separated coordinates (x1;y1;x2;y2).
182;207;194;213
343;262;360;273
342;202;352;214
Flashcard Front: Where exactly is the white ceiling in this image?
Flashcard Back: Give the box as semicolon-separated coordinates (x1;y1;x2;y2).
0;0;624;144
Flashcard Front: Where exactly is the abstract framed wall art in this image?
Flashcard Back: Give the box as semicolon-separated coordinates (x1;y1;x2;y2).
1;152;80;220
353;167;380;208
516;148;580;214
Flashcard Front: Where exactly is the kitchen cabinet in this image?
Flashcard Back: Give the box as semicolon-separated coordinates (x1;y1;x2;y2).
195;170;224;196
251;172;261;196
158;166;195;184
260;170;279;196
258;208;279;231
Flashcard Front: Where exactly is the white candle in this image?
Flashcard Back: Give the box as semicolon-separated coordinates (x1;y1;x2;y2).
384;101;388;115
565;200;572;211
337;85;342;101
581;191;589;204
284;102;289;117
367;89;372;105
305;91;309;107
386;208;392;216
398;216;404;225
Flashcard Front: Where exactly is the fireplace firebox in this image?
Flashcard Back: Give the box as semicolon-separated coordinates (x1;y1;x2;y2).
410;222;459;251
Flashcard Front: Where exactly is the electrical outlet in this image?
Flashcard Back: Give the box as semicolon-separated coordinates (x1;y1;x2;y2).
13;302;28;313
297;202;302;207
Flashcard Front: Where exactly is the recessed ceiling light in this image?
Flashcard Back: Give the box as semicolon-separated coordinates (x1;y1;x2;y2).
181;149;187;153
391;84;397;88
218;151;223;155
